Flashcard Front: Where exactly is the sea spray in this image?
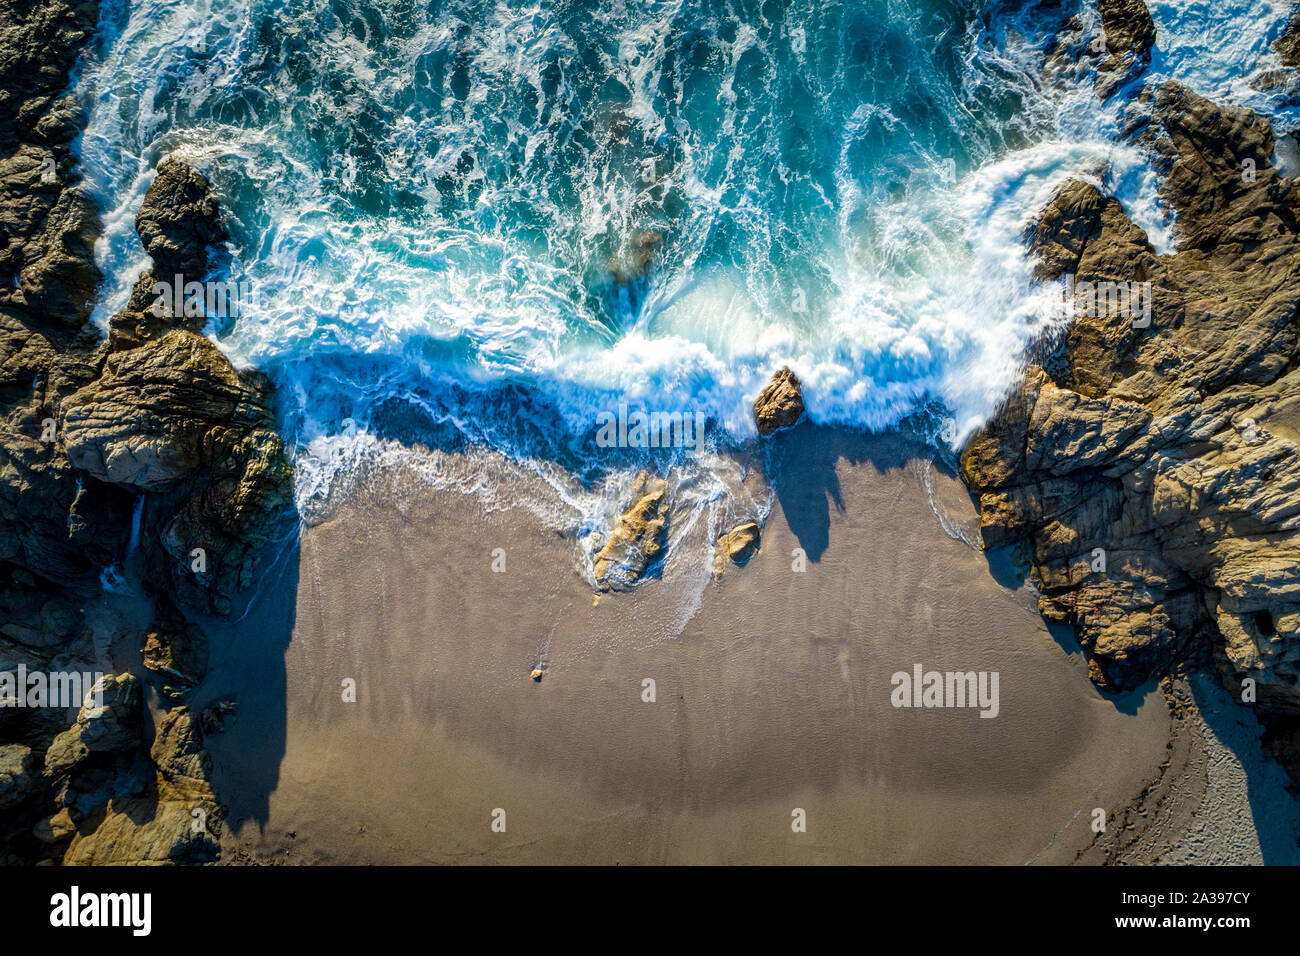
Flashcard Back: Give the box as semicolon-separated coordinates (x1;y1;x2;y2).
67;0;1300;595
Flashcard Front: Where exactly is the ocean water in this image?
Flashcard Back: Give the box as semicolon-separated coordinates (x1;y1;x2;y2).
72;0;1300;530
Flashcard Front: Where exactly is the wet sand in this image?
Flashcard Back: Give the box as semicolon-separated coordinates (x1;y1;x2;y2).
203;427;1188;864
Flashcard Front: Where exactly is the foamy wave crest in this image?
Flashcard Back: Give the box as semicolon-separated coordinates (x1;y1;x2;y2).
69;0;1300;510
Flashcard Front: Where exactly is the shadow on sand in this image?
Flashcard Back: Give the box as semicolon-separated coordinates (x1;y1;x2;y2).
1189;674;1300;864
195;531;300;838
763;418;951;563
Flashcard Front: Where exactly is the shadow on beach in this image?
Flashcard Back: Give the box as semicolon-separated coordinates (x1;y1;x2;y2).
199;532;300;836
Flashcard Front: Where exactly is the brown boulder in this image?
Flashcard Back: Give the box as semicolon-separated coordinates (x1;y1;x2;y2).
592;473;669;590
753;367;805;436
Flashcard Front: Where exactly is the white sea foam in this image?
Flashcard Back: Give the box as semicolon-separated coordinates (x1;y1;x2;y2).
67;0;1300;580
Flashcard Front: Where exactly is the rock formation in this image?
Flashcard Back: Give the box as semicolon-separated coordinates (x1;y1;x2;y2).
60;694;221;865
592;472;669;590
1277;11;1300;70
722;521;760;565
0;0;292;862
1043;0;1156;101
753;366;805;436
1095;0;1156;98
713;520;760;579
141;598;210;698
964;15;1300;777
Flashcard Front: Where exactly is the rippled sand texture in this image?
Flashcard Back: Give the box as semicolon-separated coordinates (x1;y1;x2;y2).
199;430;1219;864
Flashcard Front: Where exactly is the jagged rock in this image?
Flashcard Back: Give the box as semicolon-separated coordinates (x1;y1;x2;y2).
753;367;805;436
134;158;227;284
592;473;669;590
43;673;142;779
150;707;213;801
61;795;218;865
529;669;543;682
964;72;1300;776
61;705;220;864
1098;0;1155;63
0;146;102;328
32;806;73;843
1095;0;1156;98
0;1;250;862
63;330;255;492
0;414;120;585
61;327;293;614
109;160;230;350
199;698;237;736
141;600;209;696
154;403;293;615
0;0;105;347
0;0;100;151
0;1;118;600
0;743;33;810
1277;11;1300;69
61;157;294;615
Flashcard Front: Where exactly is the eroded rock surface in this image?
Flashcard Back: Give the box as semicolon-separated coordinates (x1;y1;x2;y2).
141;599;210;698
593;472;669;590
753;366;805;436
1096;0;1156;97
0;0;291;863
964;70;1300;775
60;164;293;617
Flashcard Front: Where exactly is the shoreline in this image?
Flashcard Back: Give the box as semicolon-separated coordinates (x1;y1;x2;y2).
201;425;1242;865
2;0;1300;866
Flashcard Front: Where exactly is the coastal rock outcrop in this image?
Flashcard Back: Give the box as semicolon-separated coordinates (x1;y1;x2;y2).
62;705;220;865
43;673;143;781
592;472;669;590
61;162;294;615
135;158;226;282
41;676;221;865
63;330;257;492
723;521;760;564
107;157;231;349
753;366;805;436
1096;0;1156;97
0;0;291;862
721;521;760;565
1044;0;1157;102
0;0;99;151
141;599;210;697
0;743;33;811
1277;11;1300;69
963;74;1300;774
712;520;761;580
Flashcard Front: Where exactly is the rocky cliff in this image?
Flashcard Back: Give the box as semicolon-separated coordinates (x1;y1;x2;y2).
964;2;1300;777
0;0;293;863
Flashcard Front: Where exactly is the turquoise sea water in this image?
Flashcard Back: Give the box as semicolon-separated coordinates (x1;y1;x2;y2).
73;0;1300;510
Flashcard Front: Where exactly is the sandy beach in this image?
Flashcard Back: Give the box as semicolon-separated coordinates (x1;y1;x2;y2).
181;424;1288;865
